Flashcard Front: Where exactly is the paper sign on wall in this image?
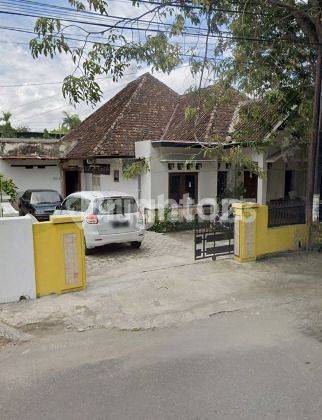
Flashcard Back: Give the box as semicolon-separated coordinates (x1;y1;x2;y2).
63;233;79;286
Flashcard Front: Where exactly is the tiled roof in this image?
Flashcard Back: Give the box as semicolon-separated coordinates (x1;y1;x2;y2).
162;88;245;143
63;73;248;159
64;73;179;159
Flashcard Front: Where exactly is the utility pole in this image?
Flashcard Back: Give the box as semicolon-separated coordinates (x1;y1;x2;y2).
306;43;322;226
313;90;322;223
312;44;322;224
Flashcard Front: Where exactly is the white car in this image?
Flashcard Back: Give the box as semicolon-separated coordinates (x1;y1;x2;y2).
54;191;145;254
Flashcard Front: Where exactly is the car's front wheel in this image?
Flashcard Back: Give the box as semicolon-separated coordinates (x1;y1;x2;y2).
131;241;142;249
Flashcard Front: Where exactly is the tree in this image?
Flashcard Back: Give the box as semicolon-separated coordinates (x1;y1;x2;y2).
0;111;16;138
0;173;17;201
0;111;30;137
28;0;322;226
62;111;81;130
46;112;82;136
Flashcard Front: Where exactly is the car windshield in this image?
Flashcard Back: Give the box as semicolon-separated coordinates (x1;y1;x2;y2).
30;191;61;205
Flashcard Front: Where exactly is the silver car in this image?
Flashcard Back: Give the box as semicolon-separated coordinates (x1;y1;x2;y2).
54;191;145;254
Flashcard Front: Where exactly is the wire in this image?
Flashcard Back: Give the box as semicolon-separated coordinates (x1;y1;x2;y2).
0;25;226;64
0;72;138;88
0;3;314;45
0;0;268;21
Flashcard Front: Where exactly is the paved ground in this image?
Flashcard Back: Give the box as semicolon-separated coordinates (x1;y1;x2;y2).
0;231;322;338
2;306;322;419
1;231;322;419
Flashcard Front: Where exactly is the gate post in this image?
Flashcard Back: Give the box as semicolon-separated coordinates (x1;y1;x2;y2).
232;202;259;262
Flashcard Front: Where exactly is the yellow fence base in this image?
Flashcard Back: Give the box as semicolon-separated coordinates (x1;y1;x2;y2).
33;216;86;297
232;203;309;263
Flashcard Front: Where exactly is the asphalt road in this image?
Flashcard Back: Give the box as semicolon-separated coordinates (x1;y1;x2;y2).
1;305;322;420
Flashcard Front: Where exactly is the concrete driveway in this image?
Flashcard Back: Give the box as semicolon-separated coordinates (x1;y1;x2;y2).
0;230;322;343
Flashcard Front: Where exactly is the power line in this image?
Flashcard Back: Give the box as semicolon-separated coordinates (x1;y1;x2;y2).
0;3;314;45
1;0;268;22
0;71;138;88
0;24;226;64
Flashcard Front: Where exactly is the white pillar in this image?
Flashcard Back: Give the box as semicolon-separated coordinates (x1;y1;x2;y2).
257;152;267;204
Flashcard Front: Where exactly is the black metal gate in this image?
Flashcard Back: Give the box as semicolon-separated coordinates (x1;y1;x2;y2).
194;220;234;261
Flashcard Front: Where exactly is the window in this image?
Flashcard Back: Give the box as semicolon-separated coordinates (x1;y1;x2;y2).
92;174;101;190
114;170;120;182
123;197;138;213
95;197;138;215
61;196;90;212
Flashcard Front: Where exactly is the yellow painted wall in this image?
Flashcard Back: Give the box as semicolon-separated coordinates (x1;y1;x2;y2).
233;203;309;262
255;205;308;257
33;216;86;297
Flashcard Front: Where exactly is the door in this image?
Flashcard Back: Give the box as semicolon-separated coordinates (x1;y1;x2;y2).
169;174;181;203
184;174;197;203
169;173;198;205
284;170;293;198
217;171;228;197
64;171;80;197
244;171;258;199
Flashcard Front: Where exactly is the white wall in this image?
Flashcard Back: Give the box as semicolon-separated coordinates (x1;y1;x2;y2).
0;216;36;303
198;162;217;201
267;159;286;201
81;159;139;200
100;171;138;199
0;159;62;195
135;141;218;208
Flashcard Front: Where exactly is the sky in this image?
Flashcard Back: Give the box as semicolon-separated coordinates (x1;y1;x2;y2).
0;0;203;132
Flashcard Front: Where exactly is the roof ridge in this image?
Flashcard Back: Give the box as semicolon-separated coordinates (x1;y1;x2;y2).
92;74;148;155
137;72;179;96
161;101;180;140
205;106;217;141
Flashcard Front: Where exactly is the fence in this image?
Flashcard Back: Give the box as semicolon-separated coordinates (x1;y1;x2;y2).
268;200;306;227
233;203;309;262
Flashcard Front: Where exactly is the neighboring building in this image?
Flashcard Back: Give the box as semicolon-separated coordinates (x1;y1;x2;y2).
0;73;309;215
0;137;63;194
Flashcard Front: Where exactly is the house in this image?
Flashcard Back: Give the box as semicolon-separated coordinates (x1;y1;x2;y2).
0;73;310;219
0;134;63;194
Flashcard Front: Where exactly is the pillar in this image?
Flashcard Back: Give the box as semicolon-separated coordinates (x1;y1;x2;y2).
232;202;259;262
257;152;267;204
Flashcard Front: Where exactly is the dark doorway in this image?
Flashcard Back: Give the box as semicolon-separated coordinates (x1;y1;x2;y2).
64;170;80;197
284;170;293;198
169;173;198;204
217;171;228;197
244;171;258;199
